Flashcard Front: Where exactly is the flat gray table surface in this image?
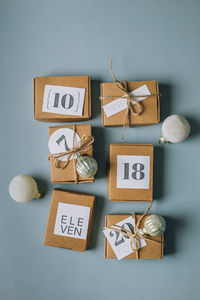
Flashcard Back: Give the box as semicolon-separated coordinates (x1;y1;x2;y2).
1;0;200;299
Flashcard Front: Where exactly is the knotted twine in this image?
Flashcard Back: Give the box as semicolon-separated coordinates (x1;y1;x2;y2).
48;125;94;184
104;202;163;260
100;60;159;142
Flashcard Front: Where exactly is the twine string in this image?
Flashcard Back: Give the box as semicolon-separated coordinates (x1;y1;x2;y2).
99;60;160;142
109;59;143;142
110;60;142;115
49;135;94;169
104;202;163;260
72;125;78;184
48;125;94;183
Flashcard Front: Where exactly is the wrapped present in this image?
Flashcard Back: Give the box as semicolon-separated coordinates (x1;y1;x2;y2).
101;80;159;125
100;61;160;141
44;189;95;252
104;207;164;260
107;144;153;201
34;76;91;122
48;124;96;184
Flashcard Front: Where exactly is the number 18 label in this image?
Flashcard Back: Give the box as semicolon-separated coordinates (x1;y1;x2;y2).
117;155;150;189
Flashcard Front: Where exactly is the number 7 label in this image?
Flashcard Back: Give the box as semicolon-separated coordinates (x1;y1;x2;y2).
117;155;150;189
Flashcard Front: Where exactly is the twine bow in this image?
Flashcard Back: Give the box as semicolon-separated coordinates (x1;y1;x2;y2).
104;202;163;260
49;125;94;183
110;59;143;142
100;60;160;142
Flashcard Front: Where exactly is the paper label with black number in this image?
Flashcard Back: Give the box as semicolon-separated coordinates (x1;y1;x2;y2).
48;128;80;161
42;84;85;116
103;216;146;260
117;155;150;189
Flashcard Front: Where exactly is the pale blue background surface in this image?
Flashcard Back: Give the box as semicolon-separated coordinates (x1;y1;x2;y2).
0;0;200;299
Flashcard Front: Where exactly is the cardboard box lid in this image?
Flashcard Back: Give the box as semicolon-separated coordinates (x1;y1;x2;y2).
44;189;95;251
105;214;163;259
108;144;153;201
34;76;91;121
101;80;160;126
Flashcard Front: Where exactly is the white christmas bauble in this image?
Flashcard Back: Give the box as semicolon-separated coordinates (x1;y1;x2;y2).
143;215;166;236
9;175;40;203
159;114;190;144
76;155;98;178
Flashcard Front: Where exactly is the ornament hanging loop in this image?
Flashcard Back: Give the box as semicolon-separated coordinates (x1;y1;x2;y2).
158;136;168;145
35;191;41;198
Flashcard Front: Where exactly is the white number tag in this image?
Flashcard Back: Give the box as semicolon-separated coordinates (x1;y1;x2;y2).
42;84;85;116
103;216;146;260
48;128;80;161
117;155;150;189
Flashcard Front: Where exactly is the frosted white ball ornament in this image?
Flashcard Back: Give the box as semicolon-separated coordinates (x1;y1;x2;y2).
159;114;190;145
9;175;41;203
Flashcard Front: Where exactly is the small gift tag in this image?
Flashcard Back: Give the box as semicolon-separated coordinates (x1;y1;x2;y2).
48;128;80;161
117;155;150;189
103;216;146;260
42;84;85;116
103;84;151;118
54;203;91;239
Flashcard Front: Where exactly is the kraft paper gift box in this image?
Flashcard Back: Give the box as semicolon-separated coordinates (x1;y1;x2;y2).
100;80;160;126
48;124;94;184
34;76;91;122
44;189;95;252
104;214;163;259
107;144;153;202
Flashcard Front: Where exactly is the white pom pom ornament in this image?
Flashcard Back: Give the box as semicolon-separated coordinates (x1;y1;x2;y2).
9;175;41;203
159;114;190;145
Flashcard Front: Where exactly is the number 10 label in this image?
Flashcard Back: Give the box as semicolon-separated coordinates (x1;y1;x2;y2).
42;84;85;116
117;155;150;189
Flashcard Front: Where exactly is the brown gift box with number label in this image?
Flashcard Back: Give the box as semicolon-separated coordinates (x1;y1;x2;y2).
44;189;95;252
34;76;91;122
104;214;163;259
100;80;160;126
48;124;94;184
107;144;153;202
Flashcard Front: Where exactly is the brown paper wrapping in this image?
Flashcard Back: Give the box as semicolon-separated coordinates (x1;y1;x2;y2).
44;189;95;252
104;214;163;259
34;76;91;122
101;80;160;126
107;144;153;202
49;124;94;184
